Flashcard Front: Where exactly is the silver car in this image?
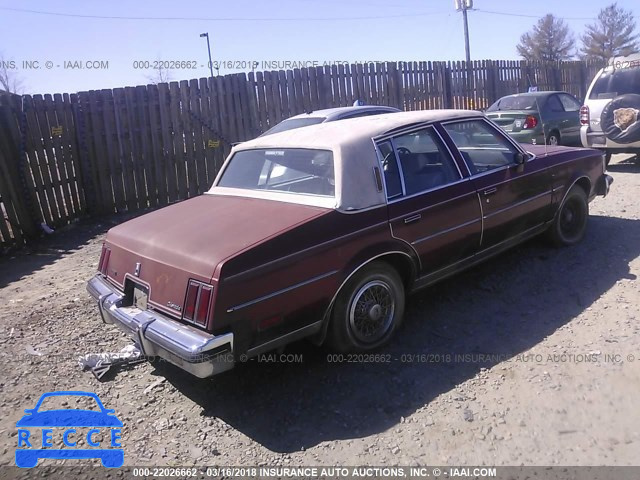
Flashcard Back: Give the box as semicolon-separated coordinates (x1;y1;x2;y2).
580;52;640;165
260;104;401;137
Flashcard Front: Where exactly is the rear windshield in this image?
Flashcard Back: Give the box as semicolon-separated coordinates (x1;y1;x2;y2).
486;96;537;111
589;68;640;99
260;117;325;136
218;148;335;197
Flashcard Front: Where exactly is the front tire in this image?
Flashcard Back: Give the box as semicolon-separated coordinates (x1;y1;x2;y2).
328;262;405;352
547;185;589;246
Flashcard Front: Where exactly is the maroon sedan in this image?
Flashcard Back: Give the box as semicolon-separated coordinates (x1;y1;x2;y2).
87;110;612;378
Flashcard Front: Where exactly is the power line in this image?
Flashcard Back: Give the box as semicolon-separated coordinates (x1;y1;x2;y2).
0;6;449;22
474;8;597;21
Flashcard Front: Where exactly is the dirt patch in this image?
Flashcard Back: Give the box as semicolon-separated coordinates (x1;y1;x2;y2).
1;158;639;467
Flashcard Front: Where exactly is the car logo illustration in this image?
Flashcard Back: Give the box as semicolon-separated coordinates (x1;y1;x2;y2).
15;391;123;468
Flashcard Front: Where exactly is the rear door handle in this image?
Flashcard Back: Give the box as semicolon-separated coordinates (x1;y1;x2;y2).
483;187;498;196
404;214;422;224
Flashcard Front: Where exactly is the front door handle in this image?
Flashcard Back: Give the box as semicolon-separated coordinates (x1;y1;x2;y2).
404;214;422;224
483;187;498;196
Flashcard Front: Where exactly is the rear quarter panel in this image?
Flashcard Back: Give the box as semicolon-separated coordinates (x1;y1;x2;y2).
543;147;605;207
212;207;417;356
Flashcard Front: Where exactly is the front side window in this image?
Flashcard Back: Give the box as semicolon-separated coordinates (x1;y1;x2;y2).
218;148;335;197
443;120;519;174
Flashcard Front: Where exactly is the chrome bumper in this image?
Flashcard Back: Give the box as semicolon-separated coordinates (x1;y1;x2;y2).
596;174;614;197
87;275;234;378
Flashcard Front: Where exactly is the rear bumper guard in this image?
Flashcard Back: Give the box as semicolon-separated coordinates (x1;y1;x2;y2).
596;174;614;197
87;275;234;378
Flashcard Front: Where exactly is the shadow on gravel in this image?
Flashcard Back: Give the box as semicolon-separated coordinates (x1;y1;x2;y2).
607;160;640;174
607;154;639;173
0;213;140;289
0;221;105;289
157;215;640;453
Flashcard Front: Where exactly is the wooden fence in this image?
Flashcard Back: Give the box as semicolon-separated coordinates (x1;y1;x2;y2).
0;59;604;250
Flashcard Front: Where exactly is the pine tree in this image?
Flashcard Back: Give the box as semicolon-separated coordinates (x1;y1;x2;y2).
581;3;638;61
517;14;575;62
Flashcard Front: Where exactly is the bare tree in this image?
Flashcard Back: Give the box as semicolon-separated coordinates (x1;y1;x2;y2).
0;54;24;95
145;59;173;85
581;3;638;61
517;14;575;62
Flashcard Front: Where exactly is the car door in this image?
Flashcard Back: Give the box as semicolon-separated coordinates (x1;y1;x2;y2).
441;118;552;251
377;126;482;275
558;93;582;145
542;94;568;143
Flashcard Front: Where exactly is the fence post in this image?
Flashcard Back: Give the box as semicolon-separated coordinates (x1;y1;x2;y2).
386;62;399;109
484;60;495;105
519;61;529;92
553;61;561;90
0;95;39;238
441;62;453;109
71;93;98;215
578;62;587;101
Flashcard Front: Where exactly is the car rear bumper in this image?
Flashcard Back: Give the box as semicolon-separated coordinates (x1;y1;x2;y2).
580;127;640;152
87;275;234;378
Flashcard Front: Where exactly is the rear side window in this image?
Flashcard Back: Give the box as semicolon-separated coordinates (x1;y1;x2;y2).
377;128;461;199
546;95;564;112
589;68;640;99
559;94;581;111
377;141;402;199
393;128;460;195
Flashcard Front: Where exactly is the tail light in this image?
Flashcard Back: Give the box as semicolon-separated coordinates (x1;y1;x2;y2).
98;245;111;275
580;105;590;125
522;115;538;129
183;280;213;327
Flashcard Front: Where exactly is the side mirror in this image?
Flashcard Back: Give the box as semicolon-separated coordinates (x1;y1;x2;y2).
514;152;527;165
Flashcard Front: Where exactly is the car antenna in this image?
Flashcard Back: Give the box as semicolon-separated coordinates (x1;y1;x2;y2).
526;74;534;91
533;95;549;157
526;73;548;156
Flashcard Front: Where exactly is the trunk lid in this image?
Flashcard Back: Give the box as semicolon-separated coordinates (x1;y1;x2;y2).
486;111;538;132
103;194;330;318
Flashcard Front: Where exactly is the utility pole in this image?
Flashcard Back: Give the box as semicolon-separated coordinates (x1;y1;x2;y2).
455;0;472;64
200;32;215;79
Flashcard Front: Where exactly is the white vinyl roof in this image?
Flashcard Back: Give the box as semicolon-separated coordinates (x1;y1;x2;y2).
211;110;483;211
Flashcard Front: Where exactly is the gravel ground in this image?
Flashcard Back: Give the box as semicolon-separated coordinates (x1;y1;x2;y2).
0;155;638;467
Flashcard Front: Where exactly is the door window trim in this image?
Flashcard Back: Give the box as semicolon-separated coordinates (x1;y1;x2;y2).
559;93;581;112
439;117;528;179
546;94;565;112
374;124;465;204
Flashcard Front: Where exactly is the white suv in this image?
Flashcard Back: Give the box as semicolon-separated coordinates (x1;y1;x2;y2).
580;53;640;165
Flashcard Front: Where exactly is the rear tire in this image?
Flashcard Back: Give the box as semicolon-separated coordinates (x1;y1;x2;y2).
327;262;405;352
547;130;560;146
547;185;589;246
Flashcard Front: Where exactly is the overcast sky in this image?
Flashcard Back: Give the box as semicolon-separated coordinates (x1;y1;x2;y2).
1;0;638;94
